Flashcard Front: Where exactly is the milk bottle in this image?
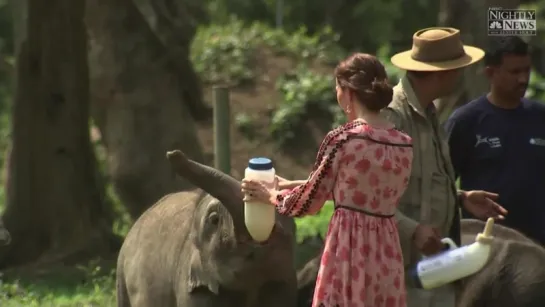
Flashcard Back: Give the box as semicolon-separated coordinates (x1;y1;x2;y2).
410;218;496;289
244;157;276;242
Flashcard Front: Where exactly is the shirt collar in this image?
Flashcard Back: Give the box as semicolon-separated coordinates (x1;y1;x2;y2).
400;74;436;118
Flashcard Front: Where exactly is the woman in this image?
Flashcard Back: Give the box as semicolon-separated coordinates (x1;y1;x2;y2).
242;53;413;307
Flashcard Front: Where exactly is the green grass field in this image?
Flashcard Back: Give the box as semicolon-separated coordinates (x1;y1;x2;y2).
0;262;117;307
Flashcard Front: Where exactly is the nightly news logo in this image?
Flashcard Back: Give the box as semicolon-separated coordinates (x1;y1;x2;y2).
488;8;536;36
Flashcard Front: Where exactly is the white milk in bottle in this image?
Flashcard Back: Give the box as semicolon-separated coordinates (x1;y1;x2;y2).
244;157;276;242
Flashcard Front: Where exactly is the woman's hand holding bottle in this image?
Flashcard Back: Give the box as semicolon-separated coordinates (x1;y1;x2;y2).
241;179;278;206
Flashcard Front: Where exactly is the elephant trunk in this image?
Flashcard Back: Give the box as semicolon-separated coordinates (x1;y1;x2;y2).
166;150;247;233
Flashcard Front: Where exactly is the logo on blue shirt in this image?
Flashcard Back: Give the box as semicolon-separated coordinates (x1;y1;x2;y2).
475;135;502;148
529;138;545;146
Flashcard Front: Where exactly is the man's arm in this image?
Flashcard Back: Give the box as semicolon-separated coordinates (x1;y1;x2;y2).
394;210;420;245
382;107;420;241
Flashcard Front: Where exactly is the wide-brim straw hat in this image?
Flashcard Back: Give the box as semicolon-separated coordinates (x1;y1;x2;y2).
391;27;485;71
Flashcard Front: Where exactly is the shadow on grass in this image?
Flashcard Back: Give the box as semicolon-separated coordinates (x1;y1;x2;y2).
0;259;117;307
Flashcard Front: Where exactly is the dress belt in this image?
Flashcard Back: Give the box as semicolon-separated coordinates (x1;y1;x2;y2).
335;205;394;218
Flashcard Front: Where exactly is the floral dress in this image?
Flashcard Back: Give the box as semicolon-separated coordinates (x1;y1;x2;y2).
275;119;413;307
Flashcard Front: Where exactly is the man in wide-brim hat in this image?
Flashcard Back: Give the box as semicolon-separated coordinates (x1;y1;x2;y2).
382;27;507;307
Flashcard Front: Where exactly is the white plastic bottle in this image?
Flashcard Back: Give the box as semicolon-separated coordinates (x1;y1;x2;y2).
244;157;276;242
410;218;496;290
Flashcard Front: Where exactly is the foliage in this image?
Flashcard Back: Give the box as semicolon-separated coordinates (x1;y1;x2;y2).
204;0;439;51
191;18;345;86
520;1;545;43
528;70;545;102
271;65;342;146
377;45;403;84
0;0;13;55
294;200;334;243
234;112;258;139
191;20;256;86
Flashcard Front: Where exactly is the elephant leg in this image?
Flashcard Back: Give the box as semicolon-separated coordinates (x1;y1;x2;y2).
185;290;244;307
130;293;171;307
125;280;175;307
257;281;298;307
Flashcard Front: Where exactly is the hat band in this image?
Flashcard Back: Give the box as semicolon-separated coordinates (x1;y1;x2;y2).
410;46;466;63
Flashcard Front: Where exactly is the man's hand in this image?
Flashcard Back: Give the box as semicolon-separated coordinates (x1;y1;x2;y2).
461;190;508;220
413;224;444;256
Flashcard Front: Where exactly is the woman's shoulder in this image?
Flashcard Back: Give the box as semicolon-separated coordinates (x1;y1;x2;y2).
325;120;368;141
381;127;412;145
353;126;412;146
324;121;413;148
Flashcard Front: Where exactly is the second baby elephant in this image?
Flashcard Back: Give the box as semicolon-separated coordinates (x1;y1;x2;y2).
296;219;545;307
456;219;545;307
116;150;298;307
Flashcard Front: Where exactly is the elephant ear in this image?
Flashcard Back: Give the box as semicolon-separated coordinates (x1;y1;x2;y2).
188;250;220;295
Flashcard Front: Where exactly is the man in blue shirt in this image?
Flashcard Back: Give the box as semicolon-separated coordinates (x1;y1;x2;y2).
445;36;545;245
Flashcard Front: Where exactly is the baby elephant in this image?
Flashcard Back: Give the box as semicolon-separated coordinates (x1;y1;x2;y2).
116;150;298;307
456;219;545;307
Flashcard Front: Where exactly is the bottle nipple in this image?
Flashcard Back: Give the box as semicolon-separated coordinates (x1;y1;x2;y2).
475;218;495;244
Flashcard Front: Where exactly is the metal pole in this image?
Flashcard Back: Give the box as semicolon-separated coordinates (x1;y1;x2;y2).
213;86;231;174
276;0;283;28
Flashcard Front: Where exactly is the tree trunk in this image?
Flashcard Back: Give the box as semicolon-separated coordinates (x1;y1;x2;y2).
0;0;118;268
86;0;205;220
435;0;520;123
149;0;211;121
134;0;211;121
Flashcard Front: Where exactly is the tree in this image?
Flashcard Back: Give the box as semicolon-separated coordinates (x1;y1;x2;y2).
135;0;211;121
0;0;118;268
86;0;205;220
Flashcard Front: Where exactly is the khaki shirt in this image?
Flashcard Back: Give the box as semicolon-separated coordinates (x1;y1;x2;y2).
382;75;458;267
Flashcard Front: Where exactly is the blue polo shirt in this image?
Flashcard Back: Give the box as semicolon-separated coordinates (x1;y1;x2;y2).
445;96;545;245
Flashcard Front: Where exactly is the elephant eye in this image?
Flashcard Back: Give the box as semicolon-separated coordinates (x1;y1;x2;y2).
207;212;220;226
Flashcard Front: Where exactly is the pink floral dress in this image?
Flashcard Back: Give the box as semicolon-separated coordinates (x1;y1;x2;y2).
275;119;413;307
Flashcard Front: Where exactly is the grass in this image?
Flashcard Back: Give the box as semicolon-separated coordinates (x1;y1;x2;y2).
0;262;116;307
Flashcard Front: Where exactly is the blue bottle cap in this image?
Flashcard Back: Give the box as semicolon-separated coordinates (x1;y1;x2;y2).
248;157;273;170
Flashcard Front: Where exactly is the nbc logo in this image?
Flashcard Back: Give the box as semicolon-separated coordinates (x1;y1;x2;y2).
489;21;502;29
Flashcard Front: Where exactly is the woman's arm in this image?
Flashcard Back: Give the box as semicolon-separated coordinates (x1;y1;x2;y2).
276;176;306;190
275;131;345;217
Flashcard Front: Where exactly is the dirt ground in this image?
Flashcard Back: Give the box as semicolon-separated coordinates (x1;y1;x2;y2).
196;49;335;180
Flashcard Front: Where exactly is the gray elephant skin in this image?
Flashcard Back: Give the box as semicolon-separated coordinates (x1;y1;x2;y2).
116;150;298;307
456;219;545;307
296;219;545;307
